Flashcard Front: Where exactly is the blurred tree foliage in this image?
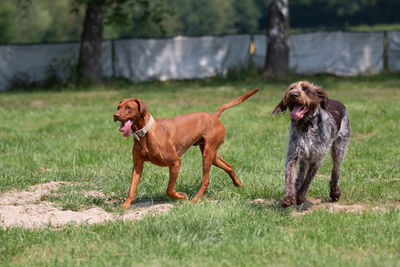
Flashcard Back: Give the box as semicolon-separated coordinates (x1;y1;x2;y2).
1;0;399;44
0;0;83;43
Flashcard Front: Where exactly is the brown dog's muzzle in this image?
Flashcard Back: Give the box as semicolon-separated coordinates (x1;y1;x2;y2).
113;113;120;122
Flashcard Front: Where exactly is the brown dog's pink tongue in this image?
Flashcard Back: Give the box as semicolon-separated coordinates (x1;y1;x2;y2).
290;106;307;121
122;120;133;137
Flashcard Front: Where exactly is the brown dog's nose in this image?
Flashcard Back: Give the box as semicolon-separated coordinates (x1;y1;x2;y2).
114;114;119;122
291;93;299;98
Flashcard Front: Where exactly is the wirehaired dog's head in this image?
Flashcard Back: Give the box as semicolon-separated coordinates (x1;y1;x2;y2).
272;81;328;122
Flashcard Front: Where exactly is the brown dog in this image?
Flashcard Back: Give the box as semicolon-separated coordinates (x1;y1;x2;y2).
114;89;259;208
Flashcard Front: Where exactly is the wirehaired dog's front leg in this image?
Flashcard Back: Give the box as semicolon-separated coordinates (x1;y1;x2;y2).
295;160;307;191
281;159;297;207
296;162;321;205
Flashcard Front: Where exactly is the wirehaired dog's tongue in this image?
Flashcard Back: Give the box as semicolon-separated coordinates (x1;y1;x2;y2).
290;105;308;121
119;120;133;137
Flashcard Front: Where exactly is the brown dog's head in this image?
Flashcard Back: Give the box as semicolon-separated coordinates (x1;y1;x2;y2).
272;81;328;121
114;98;147;137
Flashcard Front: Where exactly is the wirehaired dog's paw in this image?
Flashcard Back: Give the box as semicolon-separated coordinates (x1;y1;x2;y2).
280;195;296;208
296;195;306;205
330;187;341;202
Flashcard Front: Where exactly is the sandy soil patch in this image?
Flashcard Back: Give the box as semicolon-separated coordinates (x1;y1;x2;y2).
251;197;394;216
0;182;172;229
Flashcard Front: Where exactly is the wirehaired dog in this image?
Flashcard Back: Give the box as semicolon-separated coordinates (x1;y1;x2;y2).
272;81;350;207
114;89;259;208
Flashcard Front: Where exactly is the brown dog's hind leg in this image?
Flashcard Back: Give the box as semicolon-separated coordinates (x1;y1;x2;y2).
166;158;187;200
213;153;242;187
192;144;216;202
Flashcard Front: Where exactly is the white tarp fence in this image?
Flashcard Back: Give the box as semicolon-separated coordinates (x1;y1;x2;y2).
0;31;395;90
387;31;400;72
114;35;250;82
0;42;112;90
254;31;384;76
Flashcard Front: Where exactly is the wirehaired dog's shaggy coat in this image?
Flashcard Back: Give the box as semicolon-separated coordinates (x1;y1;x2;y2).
272;81;350;207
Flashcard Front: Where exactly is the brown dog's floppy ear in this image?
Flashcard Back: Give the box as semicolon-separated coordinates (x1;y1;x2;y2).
315;86;328;109
272;100;287;114
134;99;148;117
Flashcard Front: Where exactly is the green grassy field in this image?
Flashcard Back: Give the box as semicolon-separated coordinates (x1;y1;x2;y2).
1;74;400;266
291;23;400;33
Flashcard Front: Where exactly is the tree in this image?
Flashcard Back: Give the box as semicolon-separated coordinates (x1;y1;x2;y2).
76;0;104;85
263;0;290;78
73;0;170;85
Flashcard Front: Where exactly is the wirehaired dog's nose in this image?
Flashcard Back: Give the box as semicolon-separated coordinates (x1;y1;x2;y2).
291;93;299;98
114;114;119;122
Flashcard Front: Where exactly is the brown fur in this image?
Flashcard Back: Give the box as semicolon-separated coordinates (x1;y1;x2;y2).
114;89;259;208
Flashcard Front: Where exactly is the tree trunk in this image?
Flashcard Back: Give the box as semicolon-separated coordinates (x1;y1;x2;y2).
77;1;104;85
263;0;290;78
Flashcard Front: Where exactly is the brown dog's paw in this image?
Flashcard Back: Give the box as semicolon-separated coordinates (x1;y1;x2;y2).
191;197;200;203
234;181;243;187
191;195;204;203
167;191;187;200
280;195;296;208
121;198;133;209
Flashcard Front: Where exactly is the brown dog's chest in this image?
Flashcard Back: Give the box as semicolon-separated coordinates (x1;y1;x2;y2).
133;141;168;167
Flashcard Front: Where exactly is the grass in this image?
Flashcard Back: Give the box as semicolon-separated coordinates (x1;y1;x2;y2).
1;73;400;266
291;23;400;33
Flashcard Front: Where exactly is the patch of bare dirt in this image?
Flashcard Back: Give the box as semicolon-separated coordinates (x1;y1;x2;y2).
251;198;395;216
0;181;71;206
351;131;374;142
0;182;172;229
30;100;44;107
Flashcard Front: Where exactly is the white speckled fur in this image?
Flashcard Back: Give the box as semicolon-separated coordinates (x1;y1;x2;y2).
283;104;350;205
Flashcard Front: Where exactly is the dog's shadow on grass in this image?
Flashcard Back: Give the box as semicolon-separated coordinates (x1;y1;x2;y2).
94;191;193;210
249;198;330;214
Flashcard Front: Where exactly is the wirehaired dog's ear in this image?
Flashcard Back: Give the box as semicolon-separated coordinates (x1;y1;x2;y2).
315;86;329;109
272;100;287;114
134;99;148;117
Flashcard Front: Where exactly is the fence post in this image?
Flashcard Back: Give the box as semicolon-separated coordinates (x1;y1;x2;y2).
383;31;388;72
111;39;116;78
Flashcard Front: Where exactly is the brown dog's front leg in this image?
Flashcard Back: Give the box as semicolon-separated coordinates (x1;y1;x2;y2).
122;158;144;209
166;158;187;200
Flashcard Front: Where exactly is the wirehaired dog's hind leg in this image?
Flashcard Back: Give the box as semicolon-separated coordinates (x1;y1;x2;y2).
330;138;348;201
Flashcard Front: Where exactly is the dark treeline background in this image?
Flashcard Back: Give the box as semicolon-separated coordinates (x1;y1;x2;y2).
1;0;400;44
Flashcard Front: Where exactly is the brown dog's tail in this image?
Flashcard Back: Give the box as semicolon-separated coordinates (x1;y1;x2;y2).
214;89;259;118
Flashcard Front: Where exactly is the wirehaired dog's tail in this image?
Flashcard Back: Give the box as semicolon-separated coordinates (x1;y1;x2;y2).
214;89;259;118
